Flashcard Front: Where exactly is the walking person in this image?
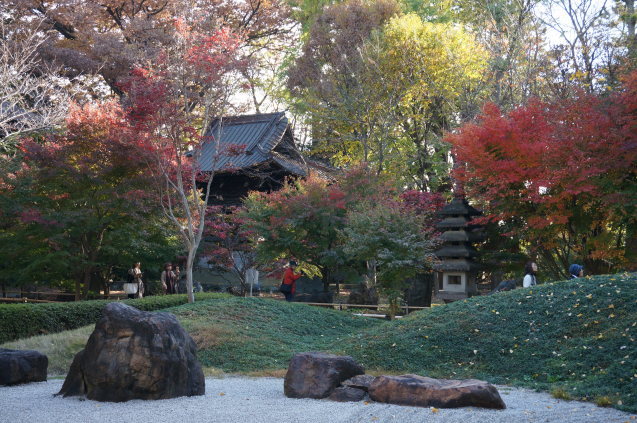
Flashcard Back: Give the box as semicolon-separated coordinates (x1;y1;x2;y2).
569;264;584;279
280;260;302;302
523;261;538;288
161;263;179;294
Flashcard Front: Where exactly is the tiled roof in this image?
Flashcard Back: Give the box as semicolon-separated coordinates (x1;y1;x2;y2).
438;197;482;217
198;112;290;172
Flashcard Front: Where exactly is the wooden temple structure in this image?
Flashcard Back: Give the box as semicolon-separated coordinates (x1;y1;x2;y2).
197;112;334;206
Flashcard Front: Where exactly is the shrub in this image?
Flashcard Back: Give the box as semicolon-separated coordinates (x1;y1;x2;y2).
551;387;573;400
144;279;167;297
0;293;227;344
595;396;614;407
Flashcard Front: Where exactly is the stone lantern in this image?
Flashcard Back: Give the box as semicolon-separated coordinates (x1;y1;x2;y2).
433;197;483;302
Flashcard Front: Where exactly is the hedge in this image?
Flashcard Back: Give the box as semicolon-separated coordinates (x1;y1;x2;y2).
0;293;228;344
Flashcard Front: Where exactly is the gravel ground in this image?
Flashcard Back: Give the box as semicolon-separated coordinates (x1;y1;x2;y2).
1;377;635;423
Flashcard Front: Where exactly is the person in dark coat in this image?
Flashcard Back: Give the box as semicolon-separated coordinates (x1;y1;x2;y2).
569;264;584;279
161;263;179;294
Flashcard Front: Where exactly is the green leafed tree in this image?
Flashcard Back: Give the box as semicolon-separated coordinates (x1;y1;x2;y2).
341;200;439;317
242;167;397;291
288;5;486;191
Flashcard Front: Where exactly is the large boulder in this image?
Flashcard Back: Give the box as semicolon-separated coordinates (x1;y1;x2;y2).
284;352;365;399
0;348;48;385
342;374;376;392
369;374;506;409
57;302;204;402
328;386;367;402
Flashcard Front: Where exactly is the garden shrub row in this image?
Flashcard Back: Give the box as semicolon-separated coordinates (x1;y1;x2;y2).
0;293;227;344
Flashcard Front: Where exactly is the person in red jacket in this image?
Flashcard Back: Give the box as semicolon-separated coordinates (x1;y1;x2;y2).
281;260;302;302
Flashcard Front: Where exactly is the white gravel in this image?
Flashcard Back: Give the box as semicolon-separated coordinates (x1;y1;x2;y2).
1;377;635;423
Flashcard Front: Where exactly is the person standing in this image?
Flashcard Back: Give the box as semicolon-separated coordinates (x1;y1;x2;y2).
125;262;143;299
161;263;178;294
281;260;302;302
569;264;584;279
523;261;538;288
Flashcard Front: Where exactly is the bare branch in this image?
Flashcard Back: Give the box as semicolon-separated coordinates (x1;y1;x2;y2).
0;20;70;144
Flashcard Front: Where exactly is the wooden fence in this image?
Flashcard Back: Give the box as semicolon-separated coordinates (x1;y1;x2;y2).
0;290;128;303
0;292;435;317
288;301;434;316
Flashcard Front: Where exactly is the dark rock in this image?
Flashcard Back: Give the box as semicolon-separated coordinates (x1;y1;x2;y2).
491;279;517;294
328;386;367;402
342;374;376;392
284;352;365;399
57;302;204;402
0;348;48;385
369;374;506;409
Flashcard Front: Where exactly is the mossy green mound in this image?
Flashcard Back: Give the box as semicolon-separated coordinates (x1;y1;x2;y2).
169;297;381;372
341;273;637;412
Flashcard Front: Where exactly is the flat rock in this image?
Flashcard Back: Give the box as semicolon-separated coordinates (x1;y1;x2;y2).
0;348;48;386
342;374;376;392
57;302;204;402
328;386;367;402
284;352;365;399
369;374;506;409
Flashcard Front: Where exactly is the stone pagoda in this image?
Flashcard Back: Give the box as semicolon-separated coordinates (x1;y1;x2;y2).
433;197;484;302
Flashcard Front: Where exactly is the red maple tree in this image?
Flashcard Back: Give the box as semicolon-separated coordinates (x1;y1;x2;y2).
446;72;637;276
119;20;245;302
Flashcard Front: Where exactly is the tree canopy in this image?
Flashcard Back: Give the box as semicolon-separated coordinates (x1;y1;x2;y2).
447;72;637;278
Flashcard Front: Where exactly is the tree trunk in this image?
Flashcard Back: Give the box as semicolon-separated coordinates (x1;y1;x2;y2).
625;0;637;57
74;278;81;301
322;267;331;293
103;280;110;299
626;226;637;271
185;248;196;303
81;268;92;300
366;259;377;287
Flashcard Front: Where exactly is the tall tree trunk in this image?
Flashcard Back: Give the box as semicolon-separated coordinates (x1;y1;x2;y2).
624;223;637;270
186;248;196;303
75;278;81;301
322;267;331;293
626;0;636;56
81;268;92;300
366;259;377;287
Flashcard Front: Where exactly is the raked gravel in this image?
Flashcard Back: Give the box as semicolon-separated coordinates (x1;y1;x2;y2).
1;377;635;423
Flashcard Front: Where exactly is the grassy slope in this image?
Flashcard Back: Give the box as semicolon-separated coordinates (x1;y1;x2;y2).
2;297;381;376
3;273;635;412
171;297;381;372
341;273;637;412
